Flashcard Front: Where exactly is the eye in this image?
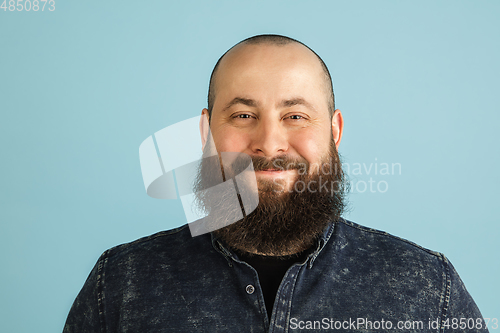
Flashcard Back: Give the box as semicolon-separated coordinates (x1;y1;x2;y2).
232;113;254;120
287;115;304;120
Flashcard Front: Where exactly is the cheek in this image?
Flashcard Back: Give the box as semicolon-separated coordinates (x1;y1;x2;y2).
213;130;250;152
290;132;330;165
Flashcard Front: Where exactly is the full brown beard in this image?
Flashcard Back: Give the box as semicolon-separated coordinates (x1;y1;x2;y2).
193;139;347;256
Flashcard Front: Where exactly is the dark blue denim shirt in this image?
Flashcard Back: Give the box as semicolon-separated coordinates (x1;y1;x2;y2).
63;219;487;332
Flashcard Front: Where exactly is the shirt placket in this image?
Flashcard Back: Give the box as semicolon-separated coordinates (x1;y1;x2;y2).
269;264;302;333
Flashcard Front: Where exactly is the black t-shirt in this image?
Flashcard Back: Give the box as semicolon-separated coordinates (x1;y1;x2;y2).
238;251;310;321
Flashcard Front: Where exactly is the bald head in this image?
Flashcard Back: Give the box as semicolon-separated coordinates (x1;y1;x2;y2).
207;35;335;120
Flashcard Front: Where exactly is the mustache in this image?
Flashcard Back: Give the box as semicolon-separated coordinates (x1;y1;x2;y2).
251;155;309;172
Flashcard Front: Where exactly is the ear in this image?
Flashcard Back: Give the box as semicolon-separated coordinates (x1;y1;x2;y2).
200;108;210;150
331;109;344;148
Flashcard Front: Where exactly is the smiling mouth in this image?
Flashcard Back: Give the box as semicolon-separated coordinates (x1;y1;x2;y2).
257;168;286;172
256;168;295;176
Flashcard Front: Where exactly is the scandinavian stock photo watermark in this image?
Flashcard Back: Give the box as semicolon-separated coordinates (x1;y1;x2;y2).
343;158;402;194
140;116;404;236
270;157;402;196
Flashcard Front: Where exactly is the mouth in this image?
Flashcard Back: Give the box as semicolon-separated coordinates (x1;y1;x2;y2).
256;167;283;172
255;168;296;177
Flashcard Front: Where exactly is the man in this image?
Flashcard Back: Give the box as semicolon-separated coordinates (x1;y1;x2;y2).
64;35;487;332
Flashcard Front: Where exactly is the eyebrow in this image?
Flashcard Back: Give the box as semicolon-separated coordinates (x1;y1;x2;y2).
278;97;314;111
221;96;316;113
222;97;258;113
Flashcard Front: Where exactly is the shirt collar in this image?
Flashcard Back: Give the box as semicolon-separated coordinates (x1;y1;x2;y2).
210;217;339;269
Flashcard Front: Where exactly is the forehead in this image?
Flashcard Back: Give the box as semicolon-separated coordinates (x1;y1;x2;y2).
213;42;328;110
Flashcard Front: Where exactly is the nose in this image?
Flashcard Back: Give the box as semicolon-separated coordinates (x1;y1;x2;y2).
250;119;289;157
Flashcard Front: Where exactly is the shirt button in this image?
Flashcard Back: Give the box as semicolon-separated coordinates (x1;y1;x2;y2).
246;284;255;294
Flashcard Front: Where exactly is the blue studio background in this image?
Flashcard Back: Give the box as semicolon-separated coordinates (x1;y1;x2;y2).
1;1;499;332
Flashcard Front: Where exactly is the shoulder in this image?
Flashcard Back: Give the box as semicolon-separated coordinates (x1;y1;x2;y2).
335;218;443;257
105;224;191;255
97;224;215;270
332;219;485;323
331;218;449;276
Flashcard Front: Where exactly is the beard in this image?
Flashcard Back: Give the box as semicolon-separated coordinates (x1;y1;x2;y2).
193;138;347;256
